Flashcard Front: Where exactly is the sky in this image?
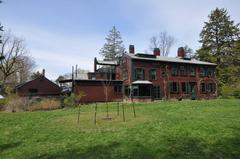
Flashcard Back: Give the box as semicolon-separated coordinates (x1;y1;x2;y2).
1;0;240;79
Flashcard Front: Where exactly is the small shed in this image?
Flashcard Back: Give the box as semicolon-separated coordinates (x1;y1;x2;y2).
16;75;61;97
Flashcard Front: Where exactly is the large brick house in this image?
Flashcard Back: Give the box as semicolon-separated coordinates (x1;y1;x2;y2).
63;45;217;102
117;45;217;102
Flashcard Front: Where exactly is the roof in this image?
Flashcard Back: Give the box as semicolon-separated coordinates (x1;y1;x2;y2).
15;75;60;89
59;79;123;83
126;53;217;66
132;80;152;85
75;79;122;82
96;60;118;66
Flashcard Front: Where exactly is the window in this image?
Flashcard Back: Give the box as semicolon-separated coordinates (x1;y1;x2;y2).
200;67;205;76
139;85;151;96
170;82;179;93
132;85;151;97
181;82;188;93
133;86;139;96
171;65;178;76
124;86;130;97
149;69;157;80
189;66;196;76
29;88;38;94
134;68;144;80
114;85;122;93
207;83;216;93
152;86;161;99
200;67;208;77
201;83;206;93
179;66;186;76
207;68;214;77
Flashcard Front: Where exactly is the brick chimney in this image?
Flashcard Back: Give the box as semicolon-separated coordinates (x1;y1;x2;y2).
129;45;135;54
153;48;160;56
42;69;45;77
177;47;185;58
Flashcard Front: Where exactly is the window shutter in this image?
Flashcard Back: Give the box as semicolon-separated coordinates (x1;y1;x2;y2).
187;82;190;93
134;69;136;80
176;82;179;92
143;69;145;80
149;70;151;80
170;82;173;92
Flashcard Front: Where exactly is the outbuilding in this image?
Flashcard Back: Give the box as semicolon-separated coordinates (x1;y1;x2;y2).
15;75;61;97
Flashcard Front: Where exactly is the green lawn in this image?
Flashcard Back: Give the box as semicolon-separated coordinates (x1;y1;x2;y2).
0;99;240;159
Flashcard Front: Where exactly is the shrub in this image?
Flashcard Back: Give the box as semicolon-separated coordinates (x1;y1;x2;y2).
5;96;30;112
221;84;240;99
0;99;6;111
63;92;85;107
63;94;76;107
29;98;61;111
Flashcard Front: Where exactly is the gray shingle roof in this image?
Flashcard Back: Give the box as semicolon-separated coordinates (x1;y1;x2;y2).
126;53;217;66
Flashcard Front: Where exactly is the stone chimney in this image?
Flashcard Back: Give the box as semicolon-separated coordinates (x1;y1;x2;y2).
129;45;135;54
177;47;185;58
153;48;160;56
42;69;45;77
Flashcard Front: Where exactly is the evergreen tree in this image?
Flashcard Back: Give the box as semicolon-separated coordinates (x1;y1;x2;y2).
183;45;194;58
99;26;125;61
196;8;240;88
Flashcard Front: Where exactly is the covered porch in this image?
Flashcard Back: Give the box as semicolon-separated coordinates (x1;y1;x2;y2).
131;80;153;102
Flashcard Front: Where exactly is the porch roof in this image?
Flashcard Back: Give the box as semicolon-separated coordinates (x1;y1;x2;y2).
132;80;152;85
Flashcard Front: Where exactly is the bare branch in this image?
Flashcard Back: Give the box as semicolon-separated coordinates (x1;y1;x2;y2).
149;31;176;56
0;31;35;86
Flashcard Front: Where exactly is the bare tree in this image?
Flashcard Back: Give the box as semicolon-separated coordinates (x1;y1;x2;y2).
100;65;114;119
0;32;35;87
149;31;176;56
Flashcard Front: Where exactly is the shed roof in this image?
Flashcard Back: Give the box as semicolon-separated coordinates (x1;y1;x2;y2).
126;53;217;66
96;60;118;66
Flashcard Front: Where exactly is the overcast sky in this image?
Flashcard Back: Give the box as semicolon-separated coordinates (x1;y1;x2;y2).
1;0;240;79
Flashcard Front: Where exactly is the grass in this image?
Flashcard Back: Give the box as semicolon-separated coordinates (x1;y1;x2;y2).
0;99;240;159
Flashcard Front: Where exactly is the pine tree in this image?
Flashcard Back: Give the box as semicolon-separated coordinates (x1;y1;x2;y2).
183;45;194;58
197;8;240;63
196;8;240;87
99;26;125;61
